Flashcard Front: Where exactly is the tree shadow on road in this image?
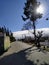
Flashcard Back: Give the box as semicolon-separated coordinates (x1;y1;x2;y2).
0;47;36;65
0;47;49;65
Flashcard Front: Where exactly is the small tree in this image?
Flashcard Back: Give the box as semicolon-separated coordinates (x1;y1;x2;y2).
9;30;16;42
22;0;43;46
36;31;43;48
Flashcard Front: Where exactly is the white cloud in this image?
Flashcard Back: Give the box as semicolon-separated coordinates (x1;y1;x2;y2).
13;28;49;39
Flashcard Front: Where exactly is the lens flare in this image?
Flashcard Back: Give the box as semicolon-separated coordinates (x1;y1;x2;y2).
36;5;44;14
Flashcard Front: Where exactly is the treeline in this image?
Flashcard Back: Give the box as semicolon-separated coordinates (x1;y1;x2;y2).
0;26;16;42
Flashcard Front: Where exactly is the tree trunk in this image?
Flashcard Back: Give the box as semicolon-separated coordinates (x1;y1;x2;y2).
33;21;37;45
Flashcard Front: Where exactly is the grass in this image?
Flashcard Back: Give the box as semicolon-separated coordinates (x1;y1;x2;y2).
41;46;49;51
45;46;49;51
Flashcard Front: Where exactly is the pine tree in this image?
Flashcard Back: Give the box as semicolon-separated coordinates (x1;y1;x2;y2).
22;0;43;45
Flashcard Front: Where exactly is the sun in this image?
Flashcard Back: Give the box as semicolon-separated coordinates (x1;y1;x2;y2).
36;5;44;14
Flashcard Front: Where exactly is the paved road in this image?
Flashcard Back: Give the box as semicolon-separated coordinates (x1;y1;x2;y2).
0;41;49;65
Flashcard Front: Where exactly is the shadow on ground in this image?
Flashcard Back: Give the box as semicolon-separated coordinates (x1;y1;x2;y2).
0;47;49;65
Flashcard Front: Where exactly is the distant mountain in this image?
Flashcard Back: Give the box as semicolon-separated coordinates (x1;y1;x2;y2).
13;28;49;40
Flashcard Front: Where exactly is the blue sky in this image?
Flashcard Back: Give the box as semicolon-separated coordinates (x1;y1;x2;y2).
0;0;49;32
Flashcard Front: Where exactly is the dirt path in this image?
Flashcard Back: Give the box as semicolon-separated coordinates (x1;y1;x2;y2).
0;41;49;65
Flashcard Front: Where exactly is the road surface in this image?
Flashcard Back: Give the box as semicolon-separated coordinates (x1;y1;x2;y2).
0;41;49;65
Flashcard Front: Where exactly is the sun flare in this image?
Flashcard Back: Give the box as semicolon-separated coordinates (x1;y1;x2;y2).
36;5;44;14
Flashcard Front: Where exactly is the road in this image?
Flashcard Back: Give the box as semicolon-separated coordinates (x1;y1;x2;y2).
0;41;49;65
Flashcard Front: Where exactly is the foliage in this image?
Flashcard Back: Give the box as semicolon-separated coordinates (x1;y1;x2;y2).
22;0;42;21
0;26;16;42
22;0;43;47
10;32;16;42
